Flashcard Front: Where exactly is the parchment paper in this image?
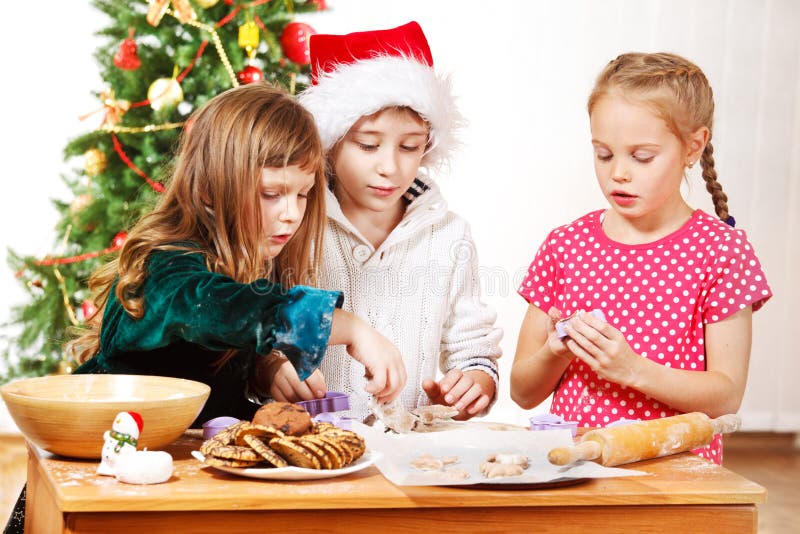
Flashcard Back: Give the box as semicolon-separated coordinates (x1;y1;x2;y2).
353;422;647;486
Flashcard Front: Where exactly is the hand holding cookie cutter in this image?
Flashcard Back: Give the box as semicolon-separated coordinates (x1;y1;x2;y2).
555;309;606;339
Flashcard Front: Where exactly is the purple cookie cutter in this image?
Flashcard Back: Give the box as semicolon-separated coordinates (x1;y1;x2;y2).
529;413;578;437
555;309;607;339
202;416;241;440
296;391;350;417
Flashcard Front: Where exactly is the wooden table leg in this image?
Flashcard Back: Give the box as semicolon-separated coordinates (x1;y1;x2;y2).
25;447;64;534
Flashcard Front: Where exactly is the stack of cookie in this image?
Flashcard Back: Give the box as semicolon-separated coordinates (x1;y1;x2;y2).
199;402;366;470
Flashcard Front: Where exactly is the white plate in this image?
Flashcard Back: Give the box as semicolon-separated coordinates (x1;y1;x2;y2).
191;450;378;480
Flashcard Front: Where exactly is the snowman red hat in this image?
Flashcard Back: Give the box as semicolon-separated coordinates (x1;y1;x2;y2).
115;411;143;436
299;21;462;171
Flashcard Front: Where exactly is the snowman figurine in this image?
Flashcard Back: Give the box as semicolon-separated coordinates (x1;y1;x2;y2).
97;411;143;476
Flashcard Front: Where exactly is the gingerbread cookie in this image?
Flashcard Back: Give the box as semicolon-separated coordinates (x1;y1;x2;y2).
268;437;321;469
242;434;288;467
208;445;262;462
252;402;312;436
234;423;285;446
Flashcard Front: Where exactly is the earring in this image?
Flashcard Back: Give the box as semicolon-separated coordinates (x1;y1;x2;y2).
687;161;695;169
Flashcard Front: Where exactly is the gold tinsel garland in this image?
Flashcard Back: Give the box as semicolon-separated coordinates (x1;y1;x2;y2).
102;121;185;134
168;8;240;88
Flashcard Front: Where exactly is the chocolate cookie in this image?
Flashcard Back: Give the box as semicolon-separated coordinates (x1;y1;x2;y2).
252;402;312;436
268;437;321;469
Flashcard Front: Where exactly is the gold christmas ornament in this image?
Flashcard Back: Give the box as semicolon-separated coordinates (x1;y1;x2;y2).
148;76;184;111
239;20;260;58
196;0;220;8
55;359;75;375
84;148;108;176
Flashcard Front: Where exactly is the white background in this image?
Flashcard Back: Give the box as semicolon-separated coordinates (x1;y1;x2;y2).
1;0;797;431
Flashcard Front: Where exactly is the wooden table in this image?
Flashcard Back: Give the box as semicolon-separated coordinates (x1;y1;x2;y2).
25;433;765;534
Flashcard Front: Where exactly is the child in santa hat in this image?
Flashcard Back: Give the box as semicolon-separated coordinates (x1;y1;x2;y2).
282;21;502;421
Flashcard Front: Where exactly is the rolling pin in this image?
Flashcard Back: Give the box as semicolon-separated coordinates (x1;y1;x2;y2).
547;412;741;466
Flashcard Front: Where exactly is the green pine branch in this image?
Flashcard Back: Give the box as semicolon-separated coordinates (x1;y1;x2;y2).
2;0;319;384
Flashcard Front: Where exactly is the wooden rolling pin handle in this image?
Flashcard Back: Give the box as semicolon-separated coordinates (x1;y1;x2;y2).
547;440;602;466
712;414;741;435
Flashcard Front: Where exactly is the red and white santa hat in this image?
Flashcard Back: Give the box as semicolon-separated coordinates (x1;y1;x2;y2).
299;21;462;171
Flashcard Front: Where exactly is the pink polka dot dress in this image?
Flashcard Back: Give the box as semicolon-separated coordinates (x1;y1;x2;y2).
518;210;771;464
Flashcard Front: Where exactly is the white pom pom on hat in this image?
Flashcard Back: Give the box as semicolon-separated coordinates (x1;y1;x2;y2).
298;21;462;172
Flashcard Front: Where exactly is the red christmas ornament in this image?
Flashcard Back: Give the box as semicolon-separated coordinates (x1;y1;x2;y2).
113;29;141;71
81;300;98;321
309;0;327;10
280;22;316;65
112;231;128;248
237;65;264;85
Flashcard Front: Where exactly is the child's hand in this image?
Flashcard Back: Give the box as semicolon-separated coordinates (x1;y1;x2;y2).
545;307;574;361
422;369;494;419
562;311;642;387
346;322;407;404
270;363;327;403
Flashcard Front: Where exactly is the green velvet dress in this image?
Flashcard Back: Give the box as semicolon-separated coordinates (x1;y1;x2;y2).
74;248;342;426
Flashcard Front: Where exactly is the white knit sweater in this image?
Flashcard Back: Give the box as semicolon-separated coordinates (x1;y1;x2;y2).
318;176;502;421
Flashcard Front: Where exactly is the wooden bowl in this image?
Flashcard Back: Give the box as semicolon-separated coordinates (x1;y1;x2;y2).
0;374;210;459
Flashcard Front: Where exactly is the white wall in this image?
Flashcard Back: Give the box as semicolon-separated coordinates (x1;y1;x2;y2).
0;4;105;432
1;0;797;431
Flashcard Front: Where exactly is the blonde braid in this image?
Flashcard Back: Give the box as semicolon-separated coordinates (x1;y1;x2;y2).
699;141;732;224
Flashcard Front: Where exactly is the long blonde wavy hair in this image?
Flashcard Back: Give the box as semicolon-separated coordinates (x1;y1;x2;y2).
70;82;326;365
588;52;731;223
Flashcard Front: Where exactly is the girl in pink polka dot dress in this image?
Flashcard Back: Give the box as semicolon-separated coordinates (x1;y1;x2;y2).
510;53;771;465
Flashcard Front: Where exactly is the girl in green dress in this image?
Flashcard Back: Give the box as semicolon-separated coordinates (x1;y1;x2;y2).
69;82;406;424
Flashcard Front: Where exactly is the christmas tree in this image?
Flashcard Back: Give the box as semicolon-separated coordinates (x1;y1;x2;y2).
2;0;324;383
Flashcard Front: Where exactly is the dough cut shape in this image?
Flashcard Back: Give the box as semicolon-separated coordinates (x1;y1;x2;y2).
411;404;459;425
487;453;529;468
480;461;525;478
410;453;445;471
480;452;530;478
369;400;459;433
409;453;470;480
